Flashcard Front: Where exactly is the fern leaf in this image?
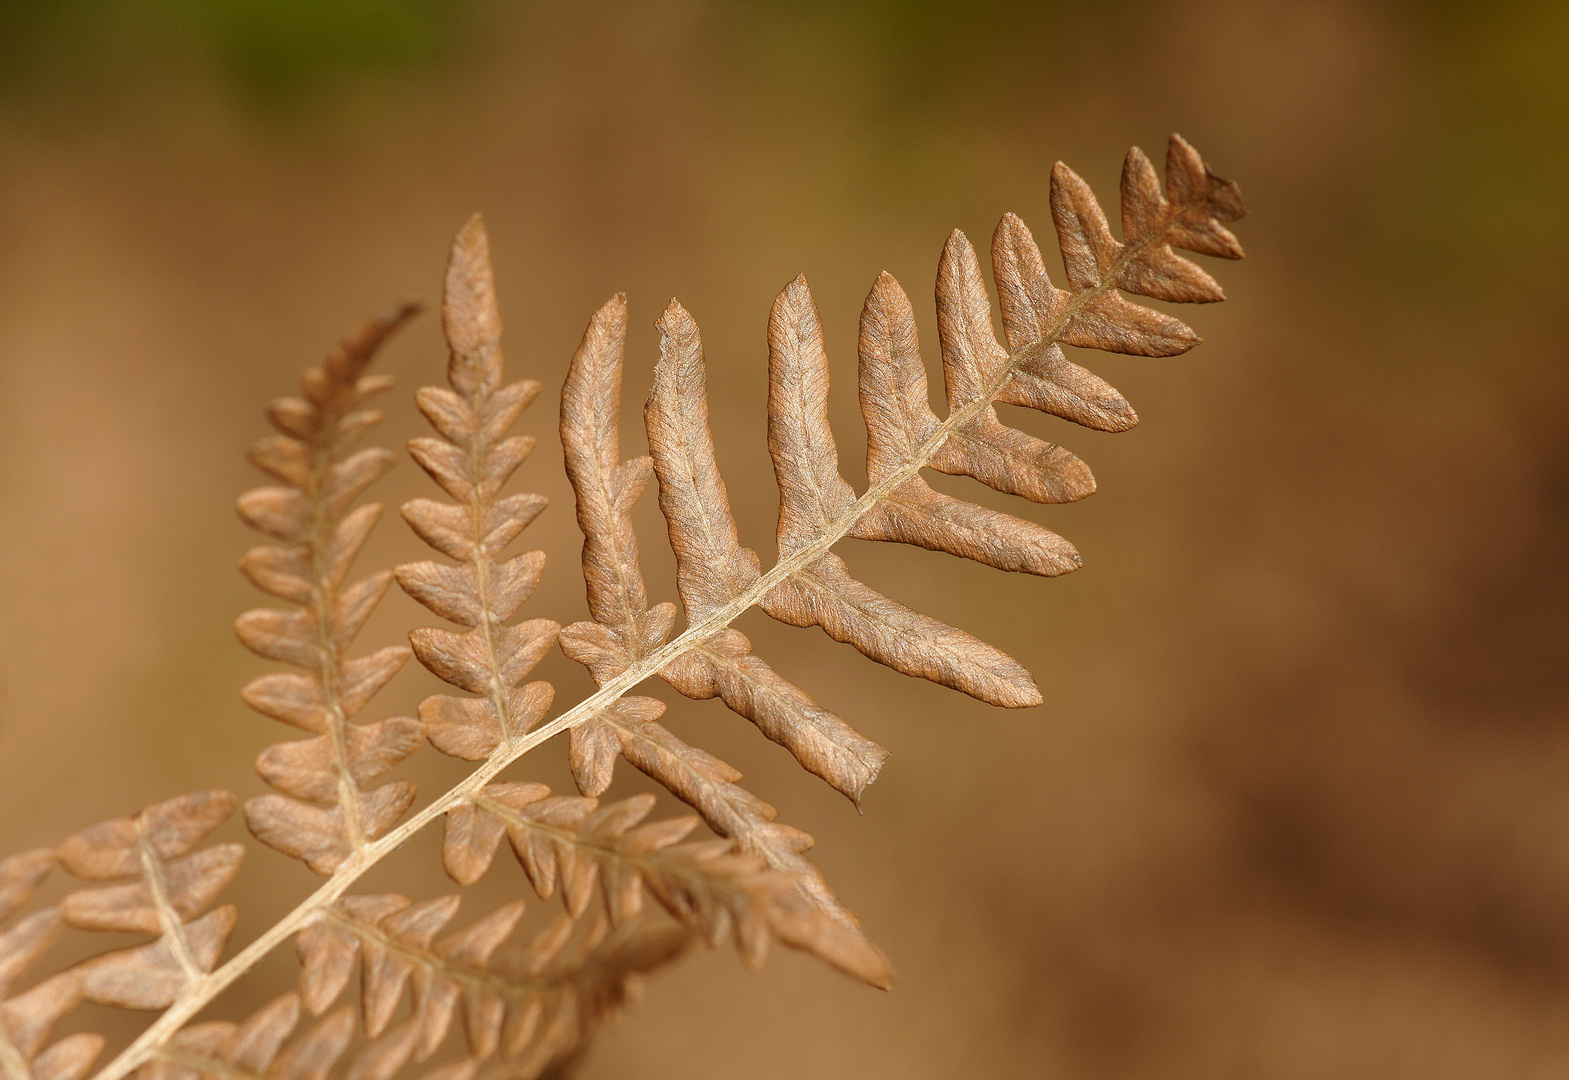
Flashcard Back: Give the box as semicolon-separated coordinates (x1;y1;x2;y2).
45;135;1245;1080
0;794;243;1080
0;853;55;926
808;136;1243;692
292;895;688;1075
136;993;301;1080
461;915;689;1080
1;793;235;1075
434;783;887;986
396;214;558;763
266;1008;357;1080
136;998;345;1080
636;300;893;796
848;273;1084;573
0;897;90;1080
55;791;242;1010
140;995;431;1080
551;132;1241;982
771;135;1242;699
557;295;890;982
643;301;763;620
0;972;103;1080
237;306;422;872
557;295;672;674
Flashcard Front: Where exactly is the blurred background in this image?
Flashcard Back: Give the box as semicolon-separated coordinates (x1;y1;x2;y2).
1;0;1566;1076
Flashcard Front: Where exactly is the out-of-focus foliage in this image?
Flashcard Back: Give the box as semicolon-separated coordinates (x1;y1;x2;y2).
1408;0;1569;258
0;0;459;105
715;0;1069;117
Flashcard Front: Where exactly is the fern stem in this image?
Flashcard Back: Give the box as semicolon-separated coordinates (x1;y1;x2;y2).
89;198;1201;1080
134;822;200;983
461;382;532;747
307;401;365;850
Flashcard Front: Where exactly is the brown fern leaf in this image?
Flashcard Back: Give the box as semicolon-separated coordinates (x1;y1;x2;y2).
1;796;245;1080
563;697;859;925
50;791;242;1012
388;917;688;1080
140;994;444;1080
292;893;688;1076
559;694;863;932
136;992;302;1080
552;135;1239;989
477;915;689;1080
849;132;1244;584
850;272;1087;568
556;296;672;683
0;970;103;1080
237;306;423;874
628;134;1245;713
644;300;892;801
556;300;890;983
559;297;887;799
420;918;689;1080
0;852;54;926
436;784;888;986
2;849;104;1080
136;998;374;1080
755;277;1042;707
27;135;1244;1080
140;988;418;1080
395;215;557;762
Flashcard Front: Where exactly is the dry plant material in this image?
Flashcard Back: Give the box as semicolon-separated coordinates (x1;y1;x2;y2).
58;791;243;1010
395;217;558;762
0;793;247;1080
235;307;424;874
0;135;1245;1080
293;896;687;1071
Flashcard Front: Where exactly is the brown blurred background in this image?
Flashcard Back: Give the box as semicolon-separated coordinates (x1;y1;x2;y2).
2;0;1567;1076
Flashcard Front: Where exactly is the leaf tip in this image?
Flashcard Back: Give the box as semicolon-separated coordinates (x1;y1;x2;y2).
594;292;629;327
655;298;699;346
996;210;1027;232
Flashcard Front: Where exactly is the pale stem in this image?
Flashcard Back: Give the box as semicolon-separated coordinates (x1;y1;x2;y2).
134;823;199;982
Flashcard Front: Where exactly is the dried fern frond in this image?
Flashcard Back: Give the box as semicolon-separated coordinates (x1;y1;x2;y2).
58;791;244;1011
140;993;471;1080
0;792;247;1080
0;852;54;926
552;133;1241;723
562;295;889;804
382;916;688;1080
552;133;1244;982
441;784;883;983
236;305;424;873
557;294;887;979
2;850;100;1080
0;963;103;1080
395;215;558;763
751;136;1244;704
292;895;687;1077
137;993;304;1080
393;220;888;987
22;133;1245;1080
